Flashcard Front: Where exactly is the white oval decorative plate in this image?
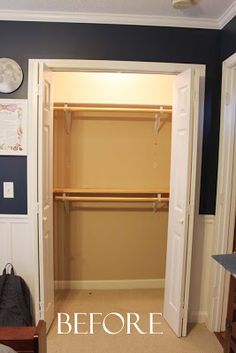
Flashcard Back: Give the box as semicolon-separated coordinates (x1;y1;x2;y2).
0;58;23;93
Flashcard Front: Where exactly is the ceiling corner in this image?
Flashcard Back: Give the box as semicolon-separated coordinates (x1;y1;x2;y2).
218;0;236;29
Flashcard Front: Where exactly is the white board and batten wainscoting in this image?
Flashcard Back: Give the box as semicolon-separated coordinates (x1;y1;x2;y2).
0;214;215;325
0;216;36;306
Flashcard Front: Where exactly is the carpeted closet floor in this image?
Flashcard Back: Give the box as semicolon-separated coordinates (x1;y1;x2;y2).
47;289;223;353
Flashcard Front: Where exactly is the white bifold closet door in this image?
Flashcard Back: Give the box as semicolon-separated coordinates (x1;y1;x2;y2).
37;63;54;331
164;69;200;337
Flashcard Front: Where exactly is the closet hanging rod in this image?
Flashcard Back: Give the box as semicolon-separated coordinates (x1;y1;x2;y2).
54;106;172;114
54;196;169;203
53;188;169;195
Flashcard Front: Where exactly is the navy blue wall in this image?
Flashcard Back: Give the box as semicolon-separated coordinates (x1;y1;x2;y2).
0;21;224;214
221;16;236;60
0;156;27;214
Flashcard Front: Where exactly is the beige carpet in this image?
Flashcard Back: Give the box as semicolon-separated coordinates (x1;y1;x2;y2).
47;289;223;353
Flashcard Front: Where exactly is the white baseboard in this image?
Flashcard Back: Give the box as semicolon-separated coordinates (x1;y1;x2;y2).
55;278;165;290
188;311;208;324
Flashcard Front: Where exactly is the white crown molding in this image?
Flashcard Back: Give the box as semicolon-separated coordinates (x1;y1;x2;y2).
219;0;236;29
0;3;235;30
0;9;220;29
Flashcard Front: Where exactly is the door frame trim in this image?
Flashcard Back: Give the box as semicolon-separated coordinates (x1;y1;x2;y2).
28;59;205;324
207;52;236;332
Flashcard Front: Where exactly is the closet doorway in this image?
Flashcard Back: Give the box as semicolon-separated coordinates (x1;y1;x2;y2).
28;59;205;339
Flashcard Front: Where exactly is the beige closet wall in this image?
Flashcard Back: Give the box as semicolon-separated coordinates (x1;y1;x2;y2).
53;73;173;282
52;72;173;106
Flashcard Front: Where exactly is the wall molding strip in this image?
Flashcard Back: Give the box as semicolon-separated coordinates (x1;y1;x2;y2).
198;214;215;225
0;9;226;30
0;215;28;221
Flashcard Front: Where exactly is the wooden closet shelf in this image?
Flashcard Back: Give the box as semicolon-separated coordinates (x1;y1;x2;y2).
54;196;169;203
53;104;172;114
53;188;169;195
53;189;169;204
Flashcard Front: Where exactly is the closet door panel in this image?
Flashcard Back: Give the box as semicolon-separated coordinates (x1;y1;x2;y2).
38;64;54;332
164;68;199;337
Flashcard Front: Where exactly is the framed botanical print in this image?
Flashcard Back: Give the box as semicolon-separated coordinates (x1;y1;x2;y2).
0;99;27;155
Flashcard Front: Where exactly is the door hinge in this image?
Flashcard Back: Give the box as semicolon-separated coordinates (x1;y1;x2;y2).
36;203;40;214
225;92;230;106
187;204;192;215
39;301;44;318
181;305;185;319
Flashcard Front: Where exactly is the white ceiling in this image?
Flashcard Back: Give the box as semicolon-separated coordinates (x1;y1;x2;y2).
0;0;236;29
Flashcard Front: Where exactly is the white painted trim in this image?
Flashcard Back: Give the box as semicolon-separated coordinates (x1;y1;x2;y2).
219;1;236;29
1;2;236;30
207;51;236;332
54;279;165;290
198;215;215;225
223;52;236;68
28;60;41;324
0;9;219;29
0;215;28;221
181;68;203;336
43;59;205;75
188;214;215;326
